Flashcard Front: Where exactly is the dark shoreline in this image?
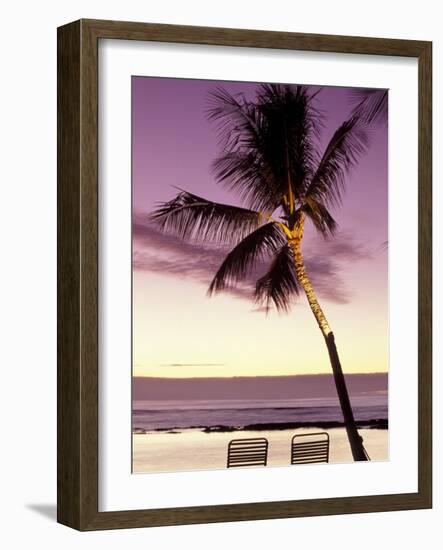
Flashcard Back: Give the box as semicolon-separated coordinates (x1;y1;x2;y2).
133;418;388;435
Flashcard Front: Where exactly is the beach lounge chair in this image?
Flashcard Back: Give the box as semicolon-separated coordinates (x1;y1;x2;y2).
227;437;269;468
291;432;330;465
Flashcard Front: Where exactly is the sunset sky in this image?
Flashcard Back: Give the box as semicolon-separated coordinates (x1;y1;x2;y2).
132;77;388;379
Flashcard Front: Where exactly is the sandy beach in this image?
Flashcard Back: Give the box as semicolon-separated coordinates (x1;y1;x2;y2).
133;427;388;474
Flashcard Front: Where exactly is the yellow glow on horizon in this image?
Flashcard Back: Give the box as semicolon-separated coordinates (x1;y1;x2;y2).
132;271;388;379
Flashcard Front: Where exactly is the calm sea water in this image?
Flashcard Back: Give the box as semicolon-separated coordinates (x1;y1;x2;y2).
133;394;387;432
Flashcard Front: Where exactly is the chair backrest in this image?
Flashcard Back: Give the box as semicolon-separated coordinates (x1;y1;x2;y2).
227;437;269;468
291;432;330;465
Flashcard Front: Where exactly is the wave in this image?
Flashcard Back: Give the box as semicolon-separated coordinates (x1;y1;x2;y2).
133;400;388;432
133;417;388;435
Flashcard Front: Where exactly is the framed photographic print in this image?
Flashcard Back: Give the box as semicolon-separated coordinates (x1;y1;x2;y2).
57;19;432;530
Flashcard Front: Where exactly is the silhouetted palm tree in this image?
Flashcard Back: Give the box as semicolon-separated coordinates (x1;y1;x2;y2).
151;84;372;461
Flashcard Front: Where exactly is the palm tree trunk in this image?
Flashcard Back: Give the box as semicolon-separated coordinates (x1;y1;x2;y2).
290;234;368;462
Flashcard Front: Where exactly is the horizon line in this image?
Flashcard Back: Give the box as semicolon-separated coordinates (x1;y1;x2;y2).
133;371;388;380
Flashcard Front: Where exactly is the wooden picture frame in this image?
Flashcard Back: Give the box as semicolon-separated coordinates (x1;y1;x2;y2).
57;18;432;530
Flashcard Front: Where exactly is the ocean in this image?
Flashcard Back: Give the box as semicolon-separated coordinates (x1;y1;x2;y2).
132;373;388;432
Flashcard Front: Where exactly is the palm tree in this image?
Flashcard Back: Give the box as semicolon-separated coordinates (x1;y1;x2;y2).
151;84;371;461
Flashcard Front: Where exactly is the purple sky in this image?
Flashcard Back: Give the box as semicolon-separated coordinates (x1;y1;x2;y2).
133;78;387;239
131;77;388;379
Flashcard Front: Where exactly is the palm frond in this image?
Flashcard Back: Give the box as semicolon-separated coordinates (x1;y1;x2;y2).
207;87;283;212
206;87;262;152
255;245;300;313
305;117;370;208
208;222;286;295
349;88;388;125
207;84;323;213
211;151;282;214
257;85;323;200
150;190;262;245
303;197;338;237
